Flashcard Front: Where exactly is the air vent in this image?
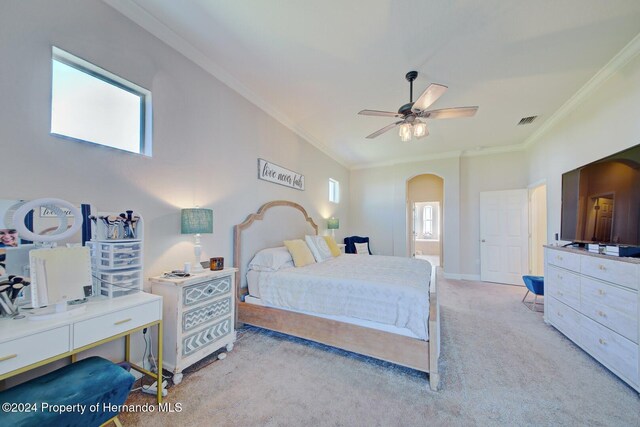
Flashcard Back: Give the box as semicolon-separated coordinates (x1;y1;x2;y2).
517;116;538;125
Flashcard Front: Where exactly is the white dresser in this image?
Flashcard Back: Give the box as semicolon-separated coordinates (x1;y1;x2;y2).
150;268;237;384
544;246;639;392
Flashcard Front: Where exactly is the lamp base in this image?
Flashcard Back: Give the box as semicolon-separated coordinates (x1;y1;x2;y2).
191;262;205;273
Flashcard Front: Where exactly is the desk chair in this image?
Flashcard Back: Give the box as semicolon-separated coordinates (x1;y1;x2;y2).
522;275;544;312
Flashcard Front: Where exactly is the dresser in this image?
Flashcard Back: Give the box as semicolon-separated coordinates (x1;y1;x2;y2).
150;268;237;385
544;246;639;392
0;292;164;402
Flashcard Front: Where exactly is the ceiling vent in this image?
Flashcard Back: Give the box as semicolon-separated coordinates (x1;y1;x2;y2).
517;115;538;125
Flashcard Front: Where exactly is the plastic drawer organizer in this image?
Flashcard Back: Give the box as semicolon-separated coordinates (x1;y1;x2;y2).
89;213;144;298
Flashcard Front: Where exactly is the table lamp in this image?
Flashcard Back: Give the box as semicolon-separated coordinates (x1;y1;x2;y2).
181;208;213;273
327;217;339;237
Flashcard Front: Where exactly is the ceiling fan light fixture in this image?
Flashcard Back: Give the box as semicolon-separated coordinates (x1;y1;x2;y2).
413;121;427;138
399;123;412;142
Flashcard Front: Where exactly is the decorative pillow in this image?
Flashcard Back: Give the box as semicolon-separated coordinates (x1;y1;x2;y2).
284;239;316;267
354;242;370;255
305;235;333;262
323;236;341;257
248;246;294;272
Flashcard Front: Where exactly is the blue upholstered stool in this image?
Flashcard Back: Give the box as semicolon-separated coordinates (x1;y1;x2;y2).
522;275;544;312
0;356;135;427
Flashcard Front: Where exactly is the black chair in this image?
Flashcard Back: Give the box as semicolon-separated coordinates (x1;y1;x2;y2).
344;236;372;254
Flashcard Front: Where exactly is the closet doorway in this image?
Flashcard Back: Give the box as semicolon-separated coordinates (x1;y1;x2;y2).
529;183;547;276
407;174;444;268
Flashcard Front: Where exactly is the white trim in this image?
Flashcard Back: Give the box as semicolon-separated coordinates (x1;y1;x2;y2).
102;0;348;168
460;274;481;281
351;150;463;170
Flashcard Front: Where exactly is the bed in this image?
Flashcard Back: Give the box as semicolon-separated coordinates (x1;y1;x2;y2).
233;200;440;390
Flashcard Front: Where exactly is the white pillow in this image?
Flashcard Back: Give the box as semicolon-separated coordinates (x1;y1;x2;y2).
305;235;333;262
354;242;370;255
248;246;294;272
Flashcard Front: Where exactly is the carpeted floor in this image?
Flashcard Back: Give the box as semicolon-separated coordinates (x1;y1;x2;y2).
121;274;639;426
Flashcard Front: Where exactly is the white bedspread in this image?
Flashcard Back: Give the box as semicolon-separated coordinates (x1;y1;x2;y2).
251;254;431;340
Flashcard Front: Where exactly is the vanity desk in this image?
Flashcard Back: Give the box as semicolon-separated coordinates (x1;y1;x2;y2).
0;292;164;402
544;246;639;392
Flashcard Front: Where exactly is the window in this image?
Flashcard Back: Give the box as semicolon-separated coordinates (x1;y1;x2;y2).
329;178;340;203
50;46;152;155
423;205;433;236
416;201;439;241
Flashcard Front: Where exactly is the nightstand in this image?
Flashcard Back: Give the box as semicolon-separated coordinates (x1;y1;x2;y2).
150;268;237;384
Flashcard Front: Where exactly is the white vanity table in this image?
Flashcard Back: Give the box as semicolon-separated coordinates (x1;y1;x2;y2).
0;292;164;402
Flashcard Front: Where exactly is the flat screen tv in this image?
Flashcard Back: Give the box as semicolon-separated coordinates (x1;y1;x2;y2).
561;144;640;246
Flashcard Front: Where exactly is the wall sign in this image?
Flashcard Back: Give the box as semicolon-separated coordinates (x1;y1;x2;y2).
258;158;305;191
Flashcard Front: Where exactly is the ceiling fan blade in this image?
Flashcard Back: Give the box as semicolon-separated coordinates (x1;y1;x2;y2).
411;84;448;113
365;121;403;139
358;109;403;118
422;106;478;119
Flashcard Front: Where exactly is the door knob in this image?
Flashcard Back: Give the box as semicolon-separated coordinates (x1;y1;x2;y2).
481;239;486;243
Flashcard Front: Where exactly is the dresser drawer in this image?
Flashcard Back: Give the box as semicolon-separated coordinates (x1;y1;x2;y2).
581;277;638;343
547;297;582;343
182;317;231;356
580;255;638;290
183;275;232;306
0;326;70;375
182;297;232;332
546;265;580;310
74;301;160;349
546;249;580;272
581;315;638;384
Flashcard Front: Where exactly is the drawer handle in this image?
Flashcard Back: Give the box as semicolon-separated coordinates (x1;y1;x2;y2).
114;318;132;325
207;289;213;294
0;354;17;362
598;264;606;271
557;312;563;318
557;291;564;296
598;338;607;345
598;289;606;296
557;255;563;261
557;274;563;280
597;310;607;318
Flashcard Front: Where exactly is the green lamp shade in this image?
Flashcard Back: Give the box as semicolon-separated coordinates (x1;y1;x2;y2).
327;217;340;230
181;208;213;234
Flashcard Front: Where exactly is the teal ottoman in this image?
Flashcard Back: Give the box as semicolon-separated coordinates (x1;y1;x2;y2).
0;356;135;427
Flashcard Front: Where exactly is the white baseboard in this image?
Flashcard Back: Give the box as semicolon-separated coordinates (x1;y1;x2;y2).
442;272;481;281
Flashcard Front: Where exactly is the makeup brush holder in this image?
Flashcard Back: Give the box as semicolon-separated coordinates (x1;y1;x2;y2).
91;211;144;241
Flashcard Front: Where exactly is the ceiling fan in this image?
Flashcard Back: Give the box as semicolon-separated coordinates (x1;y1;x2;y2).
358;71;478;141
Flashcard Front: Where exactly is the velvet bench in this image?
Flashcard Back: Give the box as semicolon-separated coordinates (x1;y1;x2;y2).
0;356;135;427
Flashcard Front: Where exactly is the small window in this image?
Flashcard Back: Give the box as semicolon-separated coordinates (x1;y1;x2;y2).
423;205;433;236
329;178;340;203
50;47;152;155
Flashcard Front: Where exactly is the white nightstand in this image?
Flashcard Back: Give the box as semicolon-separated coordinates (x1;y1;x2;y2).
150;268;237;384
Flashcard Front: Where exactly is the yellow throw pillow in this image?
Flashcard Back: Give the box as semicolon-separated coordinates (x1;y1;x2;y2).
323;236;341;257
284;239;316;267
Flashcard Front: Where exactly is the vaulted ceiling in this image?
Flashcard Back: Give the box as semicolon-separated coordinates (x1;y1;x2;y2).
107;0;640;168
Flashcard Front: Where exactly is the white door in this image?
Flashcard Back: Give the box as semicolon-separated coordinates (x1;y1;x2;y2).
410;202;417;257
480;189;529;285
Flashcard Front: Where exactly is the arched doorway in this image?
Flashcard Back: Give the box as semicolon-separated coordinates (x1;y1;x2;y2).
407;174;444;267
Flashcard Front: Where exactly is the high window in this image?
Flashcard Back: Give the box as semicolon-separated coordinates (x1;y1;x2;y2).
329;178;340;203
50;47;152;155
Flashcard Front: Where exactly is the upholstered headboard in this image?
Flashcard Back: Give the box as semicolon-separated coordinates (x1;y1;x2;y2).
233;201;318;301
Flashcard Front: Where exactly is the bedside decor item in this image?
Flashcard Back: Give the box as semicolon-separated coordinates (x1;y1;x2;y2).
257;158;304;191
327;217;339;237
181;208;213;273
210;257;224;271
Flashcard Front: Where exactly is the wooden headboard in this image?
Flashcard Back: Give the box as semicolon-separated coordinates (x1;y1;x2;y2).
233;200;318;301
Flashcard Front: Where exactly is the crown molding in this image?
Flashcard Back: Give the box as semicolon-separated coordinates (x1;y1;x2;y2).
522;32;640;150
102;0;349;168
350;150;463;170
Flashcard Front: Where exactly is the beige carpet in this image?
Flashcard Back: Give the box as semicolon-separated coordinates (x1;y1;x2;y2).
121;274;639;426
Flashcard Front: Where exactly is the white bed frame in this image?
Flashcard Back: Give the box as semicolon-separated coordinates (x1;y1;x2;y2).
233;200;440;390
